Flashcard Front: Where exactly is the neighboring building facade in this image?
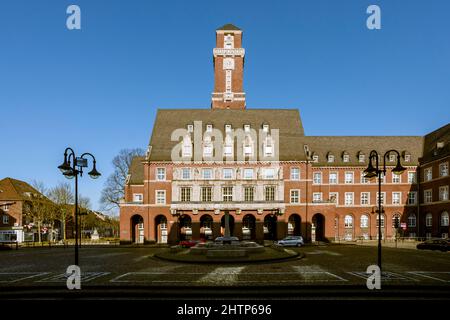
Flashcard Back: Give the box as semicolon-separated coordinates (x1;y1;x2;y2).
119;24;449;244
0;177;42;242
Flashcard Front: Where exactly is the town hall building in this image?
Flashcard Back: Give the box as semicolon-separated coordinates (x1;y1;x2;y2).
119;24;449;244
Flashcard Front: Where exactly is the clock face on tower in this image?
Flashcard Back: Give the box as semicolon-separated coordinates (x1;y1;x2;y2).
223;58;235;70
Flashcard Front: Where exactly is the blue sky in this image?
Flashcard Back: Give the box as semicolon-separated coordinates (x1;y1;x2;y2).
1;0;449;213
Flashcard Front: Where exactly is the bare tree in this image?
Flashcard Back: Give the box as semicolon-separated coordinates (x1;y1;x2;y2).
100;148;144;212
47;182;74;241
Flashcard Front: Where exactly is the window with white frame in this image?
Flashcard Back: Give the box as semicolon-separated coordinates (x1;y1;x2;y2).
244;187;254;202
392;192;401;205
408;214;416;227
133;194;143;202
345;172;354;184
243;168;254;179
182;135;192;157
187;124;194;133
404;153;411;162
290;168;300;180
201;187;212;202
180;187;191;202
225;124;232;133
223;168;233;179
426;213;433;227
3;204;9;212
265;186;275;201
262;124;269;132
344;215;353;227
407;192;417;205
244;124;250;132
224;34;234;48
290;190;300;204
263;136;274;156
313;172;322;184
2;215;8;224
329;172;338;184
156;168;166;181
329;192;338;204
361;192;370;205
360;214;369;228
203;138;213;157
359;154;365;163
223;135;233;156
222;187;233;202
392;173;401;183
182;168;191;180
439;162;449;177
312;154;319;162
202;168;213;180
424;167;432;181
439;186;449;201
360;172;370;184
156;190;166;204
389;154;396;162
424;189;432;203
243;136;253;156
263;168;275;179
344;192;354;205
376;192;386;204
327;154;335;163
441;211;449;226
313;192;322;203
206;124;213;132
376;215;385;228
407;172;416;184
343;154;350;163
377;173;385;184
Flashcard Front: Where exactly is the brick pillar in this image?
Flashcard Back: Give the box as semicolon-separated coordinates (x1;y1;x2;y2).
277;221;286;240
255;219;264;244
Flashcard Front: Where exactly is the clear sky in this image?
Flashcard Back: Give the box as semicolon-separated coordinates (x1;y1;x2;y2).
1;0;449;213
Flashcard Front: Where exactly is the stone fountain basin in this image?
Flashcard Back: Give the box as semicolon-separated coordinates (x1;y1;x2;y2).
189;241;265;257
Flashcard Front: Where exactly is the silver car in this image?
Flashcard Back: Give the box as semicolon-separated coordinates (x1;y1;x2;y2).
277;236;304;247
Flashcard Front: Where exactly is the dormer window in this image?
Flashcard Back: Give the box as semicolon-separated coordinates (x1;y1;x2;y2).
187;124;193;133
206;124;213;132
262;124;269;133
312;153;319;162
437;141;445;149
389;153;396;162
224;135;233;156
358;153;365;163
225;124;232;133
244;124;250;133
403;151;411;162
263;135;274;156
327;154;335;163
342;152;350;163
243;136;253;156
182;135;192;157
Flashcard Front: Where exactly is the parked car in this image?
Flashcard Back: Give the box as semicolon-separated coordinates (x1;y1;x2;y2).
179;239;205;248
416;239;450;252
277;236;304;247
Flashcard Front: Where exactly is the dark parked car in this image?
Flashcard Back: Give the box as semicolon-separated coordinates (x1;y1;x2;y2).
417;239;450;252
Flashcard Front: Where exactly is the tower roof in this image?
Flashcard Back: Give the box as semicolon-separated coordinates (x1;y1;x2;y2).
216;23;241;31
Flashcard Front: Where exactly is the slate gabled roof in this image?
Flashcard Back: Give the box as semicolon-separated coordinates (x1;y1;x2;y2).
147;109;306;162
421;123;450;163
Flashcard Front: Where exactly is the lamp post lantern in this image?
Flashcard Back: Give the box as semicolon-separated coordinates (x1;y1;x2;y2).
363;149;405;274
58;147;101;266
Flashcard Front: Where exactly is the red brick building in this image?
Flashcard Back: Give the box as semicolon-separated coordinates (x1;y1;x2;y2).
119;24;449;244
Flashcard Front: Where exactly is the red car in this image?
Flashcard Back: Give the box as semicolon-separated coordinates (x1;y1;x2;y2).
179;239;205;248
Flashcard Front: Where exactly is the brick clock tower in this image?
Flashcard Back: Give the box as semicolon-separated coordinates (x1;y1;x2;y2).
211;24;246;109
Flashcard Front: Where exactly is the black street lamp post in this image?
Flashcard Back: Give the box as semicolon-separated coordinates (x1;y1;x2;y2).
58;147;101;266
363;149;405;274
